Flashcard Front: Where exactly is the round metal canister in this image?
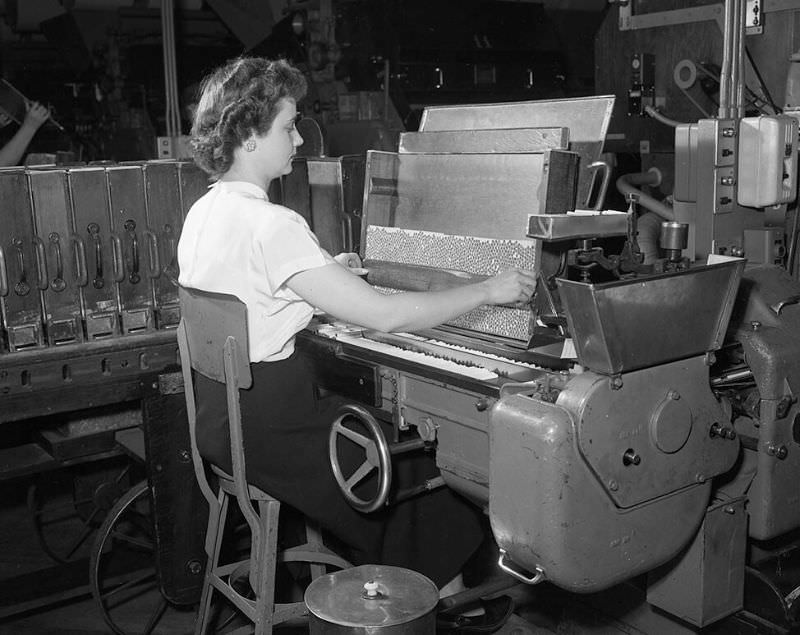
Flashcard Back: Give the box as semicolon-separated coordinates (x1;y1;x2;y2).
304;564;438;634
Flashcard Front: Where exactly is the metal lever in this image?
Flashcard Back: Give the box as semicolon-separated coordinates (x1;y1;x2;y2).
88;223;104;289
0;245;7;297
49;232;65;292
123;219;140;284
585;161;612;210
771;295;800;316
497;550;546;585
12;237;29;296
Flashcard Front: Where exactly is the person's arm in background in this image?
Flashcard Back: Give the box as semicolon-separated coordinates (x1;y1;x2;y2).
0;101;50;167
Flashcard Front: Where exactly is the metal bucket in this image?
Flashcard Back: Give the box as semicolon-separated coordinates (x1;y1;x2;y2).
305;564;438;634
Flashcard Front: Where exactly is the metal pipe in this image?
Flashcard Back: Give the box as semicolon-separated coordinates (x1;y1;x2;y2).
615;169;676;221
736;0;747;118
729;0;741;119
719;0;735;118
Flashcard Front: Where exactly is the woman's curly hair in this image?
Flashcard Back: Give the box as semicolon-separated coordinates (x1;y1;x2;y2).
190;57;307;179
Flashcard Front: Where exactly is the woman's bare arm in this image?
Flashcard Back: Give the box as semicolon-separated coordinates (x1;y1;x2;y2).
286;262;536;333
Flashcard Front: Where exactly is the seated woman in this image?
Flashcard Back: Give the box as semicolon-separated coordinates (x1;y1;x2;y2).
177;56;536;592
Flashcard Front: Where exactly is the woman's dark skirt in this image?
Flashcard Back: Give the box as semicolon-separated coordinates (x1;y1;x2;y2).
194;350;485;587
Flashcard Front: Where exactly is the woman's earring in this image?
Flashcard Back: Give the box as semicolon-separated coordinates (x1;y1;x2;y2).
244;139;256;152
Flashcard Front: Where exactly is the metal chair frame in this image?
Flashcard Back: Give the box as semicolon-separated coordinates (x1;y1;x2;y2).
177;286;350;635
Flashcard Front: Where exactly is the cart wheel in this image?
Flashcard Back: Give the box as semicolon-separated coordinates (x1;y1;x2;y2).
89;479;169;635
28;460;133;563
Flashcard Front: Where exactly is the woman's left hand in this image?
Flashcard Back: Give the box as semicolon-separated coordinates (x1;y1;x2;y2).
334;252;368;276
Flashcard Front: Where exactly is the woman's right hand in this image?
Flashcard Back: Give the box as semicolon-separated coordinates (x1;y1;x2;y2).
481;268;537;306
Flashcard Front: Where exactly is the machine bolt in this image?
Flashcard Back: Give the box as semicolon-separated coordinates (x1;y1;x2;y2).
710;423;736;440
186;559;203;575
724;506;736;514
178;449;191;463
608;479;619;491
610;376;623;390
475;398;489;412
767;444;788;460
751;321;762;331
695;473;706;483
622;449;641;466
776;396;795;419
668;390;680;400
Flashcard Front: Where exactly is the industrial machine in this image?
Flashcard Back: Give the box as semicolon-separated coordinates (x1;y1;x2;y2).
293;2;800;633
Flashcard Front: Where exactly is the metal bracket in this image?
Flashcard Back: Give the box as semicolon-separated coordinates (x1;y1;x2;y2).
618;1;725;31
618;0;800;32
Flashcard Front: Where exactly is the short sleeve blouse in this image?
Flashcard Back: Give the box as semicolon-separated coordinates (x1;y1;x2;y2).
178;180;334;362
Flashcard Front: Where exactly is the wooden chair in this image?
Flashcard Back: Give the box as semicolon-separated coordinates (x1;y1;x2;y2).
177;286;350;635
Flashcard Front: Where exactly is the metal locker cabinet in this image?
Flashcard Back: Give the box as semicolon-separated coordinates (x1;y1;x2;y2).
176;160;208;219
67;166;120;340
28;168;85;345
0;169;44;351
105;164;154;335
142;160;182;329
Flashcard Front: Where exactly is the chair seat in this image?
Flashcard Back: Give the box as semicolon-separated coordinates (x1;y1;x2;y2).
211;464;274;501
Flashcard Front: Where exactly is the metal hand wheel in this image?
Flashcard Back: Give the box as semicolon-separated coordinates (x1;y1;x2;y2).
328;404;392;513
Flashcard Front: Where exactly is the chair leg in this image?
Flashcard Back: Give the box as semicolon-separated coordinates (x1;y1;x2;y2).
252;499;281;635
195;492;230;635
304;521;328;580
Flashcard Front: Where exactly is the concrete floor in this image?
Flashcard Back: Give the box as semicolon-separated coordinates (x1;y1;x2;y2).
0;461;550;635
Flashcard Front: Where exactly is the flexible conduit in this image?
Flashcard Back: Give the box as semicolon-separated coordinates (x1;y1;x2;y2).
162;0;181;138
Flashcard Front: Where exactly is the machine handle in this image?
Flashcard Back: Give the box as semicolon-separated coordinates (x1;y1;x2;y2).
124;219;140;284
144;229;160;278
71;234;89;287
585;160;612;210
328;403;393;513
0;245;8;297
341;214;354;253
33;235;48;291
48;232;66;292
88;223;105;289
110;233;125;283
771;294;800;316
498;549;546;585
12;237;29;296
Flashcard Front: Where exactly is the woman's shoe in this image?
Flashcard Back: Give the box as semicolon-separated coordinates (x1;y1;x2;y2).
436;595;515;633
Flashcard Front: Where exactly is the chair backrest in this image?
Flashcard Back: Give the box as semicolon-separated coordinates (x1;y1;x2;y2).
177;287;251;388
177;286;261;540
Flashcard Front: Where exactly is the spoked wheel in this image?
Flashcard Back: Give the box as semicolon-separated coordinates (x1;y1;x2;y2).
28;460;133;563
329;404;392;513
90;479;170;635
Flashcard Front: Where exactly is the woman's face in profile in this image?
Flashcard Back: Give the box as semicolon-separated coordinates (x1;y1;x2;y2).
252;97;303;181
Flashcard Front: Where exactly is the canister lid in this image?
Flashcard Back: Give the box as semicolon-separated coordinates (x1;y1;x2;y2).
304;564;439;627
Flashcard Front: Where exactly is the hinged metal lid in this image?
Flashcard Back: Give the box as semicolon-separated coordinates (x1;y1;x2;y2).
304;564;438;627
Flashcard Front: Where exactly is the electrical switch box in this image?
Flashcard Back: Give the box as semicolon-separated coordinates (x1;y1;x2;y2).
737;115;798;208
628;53;655;116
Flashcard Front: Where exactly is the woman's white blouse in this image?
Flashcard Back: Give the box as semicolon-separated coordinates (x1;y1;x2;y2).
178;180;334;362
